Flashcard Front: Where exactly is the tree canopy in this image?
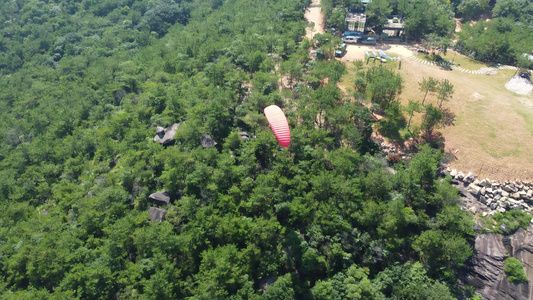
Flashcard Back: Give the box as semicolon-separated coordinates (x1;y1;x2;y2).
0;0;478;298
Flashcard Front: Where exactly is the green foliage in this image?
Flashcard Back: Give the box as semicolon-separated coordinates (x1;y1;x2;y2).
504;257;528;283
378;102;407;140
366;0;393;34
421;104;443;134
493;0;533;25
487;210;533;234
403;0;455;41
0;0;477;298
457;15;533;67
458;0;490;21
365;65;403;110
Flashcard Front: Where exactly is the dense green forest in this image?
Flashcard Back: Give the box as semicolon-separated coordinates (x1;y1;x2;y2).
0;0;482;298
456;0;533;67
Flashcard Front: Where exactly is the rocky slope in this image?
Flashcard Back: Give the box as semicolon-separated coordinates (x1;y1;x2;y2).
460;227;533;300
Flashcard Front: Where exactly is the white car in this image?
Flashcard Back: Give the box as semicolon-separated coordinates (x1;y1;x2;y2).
343;36;360;44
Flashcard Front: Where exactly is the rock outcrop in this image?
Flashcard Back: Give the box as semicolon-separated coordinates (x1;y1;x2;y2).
238;131;249;141
444;168;533;215
200;134;217;148
153;123;180;146
149;191;172;206
461;226;533;300
148;207;167;222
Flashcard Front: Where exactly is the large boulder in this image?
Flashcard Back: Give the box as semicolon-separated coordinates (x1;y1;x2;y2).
200;134;217;148
468;183;482;197
149;207;167;222
238;131;249;141
149;191;172;206
460;227;533;300
153;123;180;146
464;172;475;184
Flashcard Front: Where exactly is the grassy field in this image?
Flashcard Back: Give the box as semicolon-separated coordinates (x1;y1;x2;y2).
339;48;533;181
415;51;491;70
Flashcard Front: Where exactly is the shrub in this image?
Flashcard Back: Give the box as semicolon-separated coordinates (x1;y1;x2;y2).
504;257;528;283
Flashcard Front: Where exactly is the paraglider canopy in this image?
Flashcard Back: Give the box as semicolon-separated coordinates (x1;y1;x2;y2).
263;105;290;147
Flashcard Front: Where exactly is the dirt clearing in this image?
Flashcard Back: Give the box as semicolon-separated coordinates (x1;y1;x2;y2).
339;44;414;62
304;0;325;40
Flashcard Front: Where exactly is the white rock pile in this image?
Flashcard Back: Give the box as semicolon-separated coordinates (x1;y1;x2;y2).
444;168;533;215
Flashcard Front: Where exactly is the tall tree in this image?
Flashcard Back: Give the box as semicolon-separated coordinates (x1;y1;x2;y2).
365;65;403;110
365;0;393;35
458;0;490;21
404;99;421;129
418;77;438;106
421;104;443;135
437;79;454;109
403;0;455;41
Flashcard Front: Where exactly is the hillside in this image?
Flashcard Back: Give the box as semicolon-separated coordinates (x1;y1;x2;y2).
0;0;516;299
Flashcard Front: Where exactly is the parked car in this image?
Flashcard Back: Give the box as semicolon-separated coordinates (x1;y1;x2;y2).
361;37;377;45
335;43;347;57
343;36;360;44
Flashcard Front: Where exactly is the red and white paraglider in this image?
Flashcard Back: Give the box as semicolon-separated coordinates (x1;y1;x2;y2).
263;105;290;147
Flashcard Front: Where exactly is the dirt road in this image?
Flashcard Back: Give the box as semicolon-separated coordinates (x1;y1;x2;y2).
304;0;325;39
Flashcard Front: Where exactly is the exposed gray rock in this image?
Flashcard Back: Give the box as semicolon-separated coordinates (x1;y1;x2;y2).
149;191;172;206
469;184;482;197
200;134;217;148
512;192;522;200
148;207;166;222
503;190;510;197
153;123;180;146
504;185;515;193
481;187;487;195
460;227;533;300
457;172;465;181
450;169;458;177
479;179;489;187
500;224;508;234
461;234;507;298
465;172;475;183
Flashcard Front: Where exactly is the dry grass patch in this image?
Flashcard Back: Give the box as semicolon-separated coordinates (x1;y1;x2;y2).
338;48;533;181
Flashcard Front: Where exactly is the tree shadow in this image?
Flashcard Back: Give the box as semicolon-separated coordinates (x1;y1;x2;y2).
441;107;456;127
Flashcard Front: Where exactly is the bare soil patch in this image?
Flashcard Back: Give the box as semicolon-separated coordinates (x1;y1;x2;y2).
304;0;325;40
339;44;413;63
